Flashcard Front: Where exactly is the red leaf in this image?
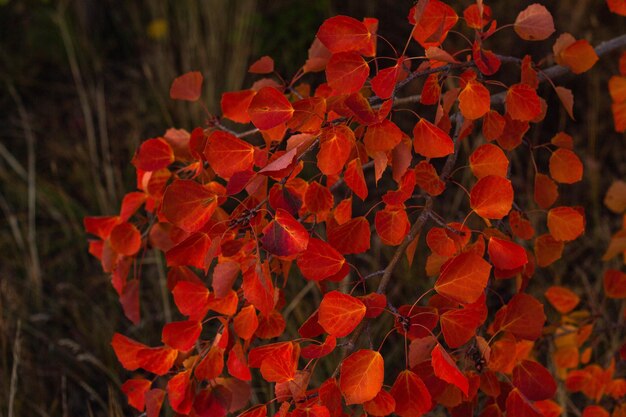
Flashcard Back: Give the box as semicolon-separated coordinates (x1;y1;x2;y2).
410;0;459;48
195;346;224;380
390;370;432;417
514;4;555;41
375;207;410;246
170;71;203;101
318;125;354;176
261;208;310;257
204;131;255;178
371;62;401;99
318;290;366;337
247;87;294;130
301;335;337;359
364;119;403;153
344;158;368;200
171;281;209;320
221;90;256;123
496;293;546;340
259;341;298;383
326;52;370;94
227;342;251;381
327;216;371;254
435;252;492;304
412;119;454;158
363;389;396;416
440;307;482;348
110;222;142;256
512;360;557;401
431;344;469;396
604;269;626;298
161;180;217;233
534;173;558;209
166;370;194;414
132;138;174;171
506;84;541;121
339;349;384;405
414;161;445;196
506;389;542;417
488;237;528;270
162;320;202;351
145;389;165;417
166;232;211;269
121;378;151;411
470;175;514;219
317;16;372;53
259;147;298;176
297;238;346;281
242;263;275;317
249;56;275;74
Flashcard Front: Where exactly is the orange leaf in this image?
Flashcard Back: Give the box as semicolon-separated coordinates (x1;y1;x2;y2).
512;360;557;400
440;307;483;348
470;175;514;219
459;80;490;120
555;86;575;120
249;56;274;74
482;110;506;141
288;97;327;133
514;4;555;41
608;0;626;15
260;342;298;383
170;71;203;101
582;406;610;417
317;16;371;53
318;125;354;176
547;206;584;241
558;40;599;74
339;349;384;405
414;161;445;196
301;335;337;359
227;342;251;381
234;305;259;340
195;346;224;380
549;148;583;184
469;144;509;179
248;87;294;130
221;90;256;124
161;180;217;233
604;180;626;213
162;320;202;352
171;281;209;320
435;252;492;304
390;370;432;417
318;290;366;337
545;286;580;313
326;52;370;94
506;83;541;121
426;227;457;257
204;131;254;178
412;119;454;158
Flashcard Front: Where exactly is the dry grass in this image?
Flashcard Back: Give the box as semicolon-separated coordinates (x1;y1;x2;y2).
0;0;624;416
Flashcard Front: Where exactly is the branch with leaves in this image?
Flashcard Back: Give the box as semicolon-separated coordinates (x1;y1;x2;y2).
85;2;626;417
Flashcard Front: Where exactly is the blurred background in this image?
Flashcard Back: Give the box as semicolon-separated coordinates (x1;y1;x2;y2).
0;0;624;416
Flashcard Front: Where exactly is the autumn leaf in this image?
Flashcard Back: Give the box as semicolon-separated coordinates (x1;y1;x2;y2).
496;293;546;340
506;83;541;121
514;4;555;41
549;148;583;184
170;71;203;101
470;175;514;219
390;370;432;417
547;206;585;241
132;138;174;171
512;360;557;400
339;349;384;404
317;16;371;53
431;344;469;396
434;252;492;304
459;80;490;120
326;52;370;94
318;291;366;337
412;119;454;158
204;131;254;178
161;320;202;352
260;208;310;257
161;180;217;233
469;143;509;179
544;286;580;313
248;87;294;130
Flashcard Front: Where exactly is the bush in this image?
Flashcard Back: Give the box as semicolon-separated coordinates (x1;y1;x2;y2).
85;2;626;416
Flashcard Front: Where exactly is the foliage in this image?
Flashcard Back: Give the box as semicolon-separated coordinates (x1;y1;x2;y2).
85;1;626;416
